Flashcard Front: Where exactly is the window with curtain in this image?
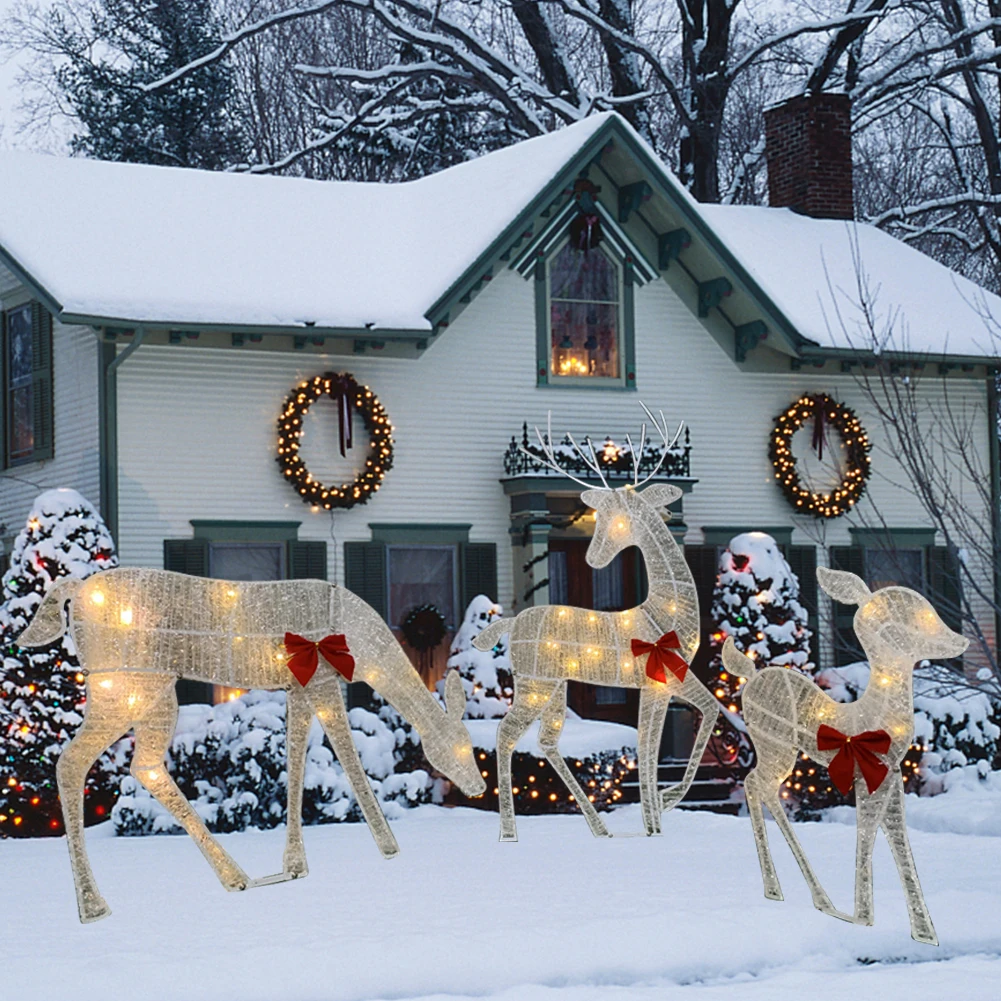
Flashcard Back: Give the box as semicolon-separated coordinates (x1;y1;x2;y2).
592;553;626;611
6;304;33;460
865;548;925;591
387;545;457;630
548;242;620;380
548;549;569;605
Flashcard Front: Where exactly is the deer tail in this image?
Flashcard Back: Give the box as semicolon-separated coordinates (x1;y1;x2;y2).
722;637;758;678
16;576;83;648
472;618;510;652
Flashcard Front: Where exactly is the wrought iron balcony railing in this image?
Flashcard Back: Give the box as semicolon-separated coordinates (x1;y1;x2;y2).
503;422;692;481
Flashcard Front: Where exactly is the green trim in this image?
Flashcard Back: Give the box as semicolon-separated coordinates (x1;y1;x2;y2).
849;527;936;547
990;375;1001;661
623;259;636;388
369;523;472;544
98;339;116;539
534;254;549;386
701;526;793;546
0;244;64;318
191;520;301;542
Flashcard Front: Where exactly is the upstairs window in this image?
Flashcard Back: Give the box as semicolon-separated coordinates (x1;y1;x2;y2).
2;301;53;466
548;243;621;382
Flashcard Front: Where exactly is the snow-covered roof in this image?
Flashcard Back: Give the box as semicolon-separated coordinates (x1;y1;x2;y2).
1;111;999;358
0;114;614;332
700;205;1001;358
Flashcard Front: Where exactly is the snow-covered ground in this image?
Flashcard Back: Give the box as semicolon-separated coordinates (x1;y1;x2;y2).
3;802;1000;1000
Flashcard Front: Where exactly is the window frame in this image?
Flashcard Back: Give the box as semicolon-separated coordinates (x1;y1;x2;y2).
535;240;636;390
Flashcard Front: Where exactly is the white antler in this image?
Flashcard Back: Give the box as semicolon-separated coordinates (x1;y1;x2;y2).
520;412;609;490
634;402;684;489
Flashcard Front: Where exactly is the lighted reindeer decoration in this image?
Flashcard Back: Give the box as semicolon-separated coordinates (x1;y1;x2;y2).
474;408;719;840
17;572;486;923
723;566;968;945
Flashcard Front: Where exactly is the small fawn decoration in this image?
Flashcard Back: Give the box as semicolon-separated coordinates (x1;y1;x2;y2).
723;567;968;945
474;407;720;840
17;570;486;923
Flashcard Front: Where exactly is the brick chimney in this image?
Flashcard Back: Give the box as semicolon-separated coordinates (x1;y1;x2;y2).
764;93;853;220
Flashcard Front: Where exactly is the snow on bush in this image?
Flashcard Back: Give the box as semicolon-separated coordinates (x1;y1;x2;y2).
446;595;512;719
113;690;430;836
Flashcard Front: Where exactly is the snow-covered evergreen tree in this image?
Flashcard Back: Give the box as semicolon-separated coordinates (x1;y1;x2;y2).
446;595;512;719
706;533;813;772
0;489;126;836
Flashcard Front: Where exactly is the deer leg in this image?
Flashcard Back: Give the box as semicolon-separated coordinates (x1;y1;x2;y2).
538;682;610;839
282;687;312;878
56;711;126;923
131;680;250;892
744;768;783;902
496;678;555;842
852;785;889;928
636;686;670;835
880;776;937;945
305;670;399;859
661;678;720;814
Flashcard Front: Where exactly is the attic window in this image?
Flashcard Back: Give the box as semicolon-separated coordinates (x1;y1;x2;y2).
548;242;621;381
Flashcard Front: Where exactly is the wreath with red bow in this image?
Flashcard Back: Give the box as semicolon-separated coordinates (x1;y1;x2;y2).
769;393;871;518
276;372;393;510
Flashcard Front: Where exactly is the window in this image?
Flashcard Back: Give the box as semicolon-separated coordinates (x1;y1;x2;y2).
387;545;458;630
547;242;623;383
548;549;568;605
2;300;53;466
208;542;285;581
865;547;925;591
592;554;626;610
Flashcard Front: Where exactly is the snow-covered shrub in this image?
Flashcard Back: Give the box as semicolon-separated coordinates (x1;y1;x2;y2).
446;595;512;718
0;488;127;836
112;690;430;836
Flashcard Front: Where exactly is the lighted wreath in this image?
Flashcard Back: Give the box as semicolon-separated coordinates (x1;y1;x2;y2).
276;372;393;510
769;393;871;518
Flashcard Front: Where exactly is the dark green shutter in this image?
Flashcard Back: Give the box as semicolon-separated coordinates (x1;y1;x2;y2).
163;539;209;576
288;540;327;579
461;542;498;607
928;545;962;634
787;545;819;669
30;302;53;461
684;544;720;681
829;546;865;665
344;541;387;620
0;308;6;468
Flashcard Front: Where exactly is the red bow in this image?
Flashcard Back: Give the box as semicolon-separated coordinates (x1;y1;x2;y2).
283;632;355;687
631;631;688;684
817;723;892;795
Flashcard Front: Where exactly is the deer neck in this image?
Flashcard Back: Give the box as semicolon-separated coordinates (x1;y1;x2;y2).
855;643;915;718
369;667;443;743
632;503;694;636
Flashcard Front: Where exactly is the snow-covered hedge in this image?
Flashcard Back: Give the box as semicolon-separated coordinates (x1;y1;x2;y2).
113;691;430;835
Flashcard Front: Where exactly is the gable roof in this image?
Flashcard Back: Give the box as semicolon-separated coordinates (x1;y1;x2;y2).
0;112;999;361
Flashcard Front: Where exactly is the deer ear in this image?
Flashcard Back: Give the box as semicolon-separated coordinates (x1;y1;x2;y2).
817;566;873;606
444;670;466;722
639;484;682;508
581;489;610;511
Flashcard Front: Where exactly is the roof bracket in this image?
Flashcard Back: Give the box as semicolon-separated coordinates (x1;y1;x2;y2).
658;228;691;270
734;320;768;362
618;181;653;223
232;333;245;347
293;335;307;350
698;277;733;317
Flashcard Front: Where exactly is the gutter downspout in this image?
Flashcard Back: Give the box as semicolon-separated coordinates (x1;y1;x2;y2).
99;326;145;546
989;371;1001;670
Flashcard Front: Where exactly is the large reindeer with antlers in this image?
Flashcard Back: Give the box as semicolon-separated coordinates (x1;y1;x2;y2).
723;567;968;945
474;407;719;840
17;572;486;922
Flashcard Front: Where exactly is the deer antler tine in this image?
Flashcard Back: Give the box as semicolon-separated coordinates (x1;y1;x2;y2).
566;432;610;489
524;415;597;490
625;432;640;486
634;403;684;488
585;435;611;489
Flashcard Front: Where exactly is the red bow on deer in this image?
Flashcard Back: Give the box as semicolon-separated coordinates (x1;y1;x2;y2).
817;723;892;795
283;632;355;687
631;631;689;684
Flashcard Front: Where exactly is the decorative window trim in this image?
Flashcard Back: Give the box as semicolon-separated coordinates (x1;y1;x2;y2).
369;523;472;545
701;526;794;547
848;527;936;548
1;299;54;468
190;519;301;543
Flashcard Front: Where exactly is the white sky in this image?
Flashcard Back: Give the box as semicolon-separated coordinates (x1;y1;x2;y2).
0;0;58;150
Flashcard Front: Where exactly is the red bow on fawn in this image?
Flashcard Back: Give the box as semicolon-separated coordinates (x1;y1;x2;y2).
817;724;892;795
631;631;689;684
283;632;355;687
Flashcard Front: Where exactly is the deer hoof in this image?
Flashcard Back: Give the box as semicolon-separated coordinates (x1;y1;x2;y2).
282;858;308;880
912;925;939;947
764;886;784;902
499;832;519;843
79;897;112;923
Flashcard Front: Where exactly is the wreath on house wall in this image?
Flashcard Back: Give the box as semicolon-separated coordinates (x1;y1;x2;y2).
769;392;871;518
276;372;393;510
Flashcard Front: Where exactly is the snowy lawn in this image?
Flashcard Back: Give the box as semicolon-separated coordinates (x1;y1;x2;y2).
3;803;999;1001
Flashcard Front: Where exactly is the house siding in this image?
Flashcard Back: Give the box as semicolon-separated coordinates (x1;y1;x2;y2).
115;268;993;660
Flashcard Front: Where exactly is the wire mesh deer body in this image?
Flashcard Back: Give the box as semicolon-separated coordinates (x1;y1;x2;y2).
474;409;719;840
723;567;969;945
17;570;485;923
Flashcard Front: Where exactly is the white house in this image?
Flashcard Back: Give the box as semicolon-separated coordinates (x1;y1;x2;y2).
1;97;997;717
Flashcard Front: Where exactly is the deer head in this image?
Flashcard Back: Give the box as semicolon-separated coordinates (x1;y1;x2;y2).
419;670;486;797
524;405;684;570
817;567;968;663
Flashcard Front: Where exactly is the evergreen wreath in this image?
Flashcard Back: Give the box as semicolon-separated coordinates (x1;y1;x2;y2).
400;604;448;652
276;372;393;510
769;393;871;518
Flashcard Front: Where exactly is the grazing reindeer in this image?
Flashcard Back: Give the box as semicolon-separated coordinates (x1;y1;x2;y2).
474;408;719;840
723;566;968;945
17;570;485;923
